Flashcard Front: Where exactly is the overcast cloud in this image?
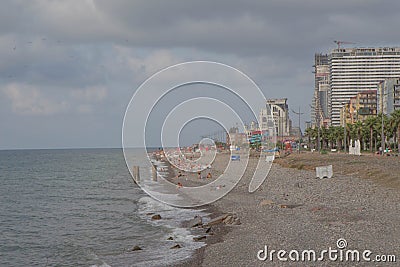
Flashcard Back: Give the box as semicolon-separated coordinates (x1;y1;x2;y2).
2;0;400;149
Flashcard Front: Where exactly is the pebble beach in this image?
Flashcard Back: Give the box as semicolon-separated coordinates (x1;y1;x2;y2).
170;152;400;266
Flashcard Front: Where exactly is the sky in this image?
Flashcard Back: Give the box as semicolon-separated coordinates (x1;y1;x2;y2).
2;0;400;149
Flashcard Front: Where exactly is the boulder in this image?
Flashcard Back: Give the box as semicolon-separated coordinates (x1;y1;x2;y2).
151;214;162;220
205;214;230;226
204;213;241;226
189;215;203;228
223;214;240;225
167;236;174;240
131;245;142;251
232;217;241;225
170;244;182;249
223;215;234;224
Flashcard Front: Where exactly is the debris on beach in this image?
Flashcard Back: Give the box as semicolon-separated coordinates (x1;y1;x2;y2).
151;214;162;220
280;204;303;209
231;155;240;161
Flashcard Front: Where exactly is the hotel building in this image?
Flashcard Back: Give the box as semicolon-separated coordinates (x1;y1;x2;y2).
329;47;400;126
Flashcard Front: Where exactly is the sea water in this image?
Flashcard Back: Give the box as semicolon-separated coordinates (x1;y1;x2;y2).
0;148;207;266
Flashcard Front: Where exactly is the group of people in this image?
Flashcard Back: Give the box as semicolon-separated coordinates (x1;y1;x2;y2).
164;150;208;172
175;170;213;189
164;148;215;172
197;171;212;179
162;149;216;189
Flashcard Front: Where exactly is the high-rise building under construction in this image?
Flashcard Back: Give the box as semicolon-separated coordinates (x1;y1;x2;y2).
313;47;400;126
312;53;330;127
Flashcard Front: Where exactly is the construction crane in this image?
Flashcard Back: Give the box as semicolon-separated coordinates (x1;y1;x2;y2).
334;40;355;49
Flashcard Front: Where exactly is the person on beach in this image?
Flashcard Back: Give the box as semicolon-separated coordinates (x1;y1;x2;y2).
176;171;184;178
177;182;183;188
197;171;201;179
207;172;212;179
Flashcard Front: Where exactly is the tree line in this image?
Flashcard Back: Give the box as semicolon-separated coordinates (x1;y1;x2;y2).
305;110;400;153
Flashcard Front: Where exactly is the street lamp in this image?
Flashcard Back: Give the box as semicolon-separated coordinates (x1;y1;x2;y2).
380;91;389;156
315;105;321;152
275;115;283;151
381;112;385;155
342;103;347;153
344;121;347;153
292;107;304;154
309;103;321;152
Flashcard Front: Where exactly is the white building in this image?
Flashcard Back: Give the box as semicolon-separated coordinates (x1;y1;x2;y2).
329;47;400;126
259;98;291;137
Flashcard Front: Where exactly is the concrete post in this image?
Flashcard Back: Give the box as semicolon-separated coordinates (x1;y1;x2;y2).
133;166;140;183
152;165;157;181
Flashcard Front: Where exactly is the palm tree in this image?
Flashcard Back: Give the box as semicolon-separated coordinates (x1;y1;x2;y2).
327;127;336;149
343;122;354;150
364;116;378;153
346;123;357;148
354;121;363;141
320;126;329;149
390;110;400;152
305;127;313;150
336;126;344;150
361;123;370;151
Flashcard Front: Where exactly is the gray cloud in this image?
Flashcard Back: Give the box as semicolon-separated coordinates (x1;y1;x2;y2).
1;0;400;148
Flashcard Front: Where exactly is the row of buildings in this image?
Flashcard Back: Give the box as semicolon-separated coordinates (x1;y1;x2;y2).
313;47;400;127
228;98;300;147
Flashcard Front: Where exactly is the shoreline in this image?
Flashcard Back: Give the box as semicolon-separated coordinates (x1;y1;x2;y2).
154;151;232;267
171;205;231;267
